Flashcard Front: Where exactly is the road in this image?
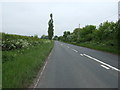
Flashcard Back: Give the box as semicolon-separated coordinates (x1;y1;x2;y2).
35;41;119;88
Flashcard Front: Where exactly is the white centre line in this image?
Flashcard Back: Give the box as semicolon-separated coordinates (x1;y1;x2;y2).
80;54;84;56
101;65;110;69
72;49;78;53
67;46;69;48
83;54;120;72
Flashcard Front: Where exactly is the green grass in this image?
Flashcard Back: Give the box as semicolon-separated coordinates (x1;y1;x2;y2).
2;40;53;88
0;51;2;90
64;41;119;55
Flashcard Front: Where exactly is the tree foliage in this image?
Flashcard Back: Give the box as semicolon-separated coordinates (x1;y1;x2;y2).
48;13;54;40
41;35;49;39
63;31;71;41
53;35;58;40
58;21;119;48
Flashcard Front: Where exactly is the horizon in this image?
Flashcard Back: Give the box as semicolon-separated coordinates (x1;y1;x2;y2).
1;0;119;37
0;20;118;38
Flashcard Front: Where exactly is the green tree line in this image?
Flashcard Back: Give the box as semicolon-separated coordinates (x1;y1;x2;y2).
58;20;120;54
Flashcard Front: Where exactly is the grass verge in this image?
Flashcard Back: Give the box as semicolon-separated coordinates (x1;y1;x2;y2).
2;40;53;88
0;51;2;90
64;41;119;55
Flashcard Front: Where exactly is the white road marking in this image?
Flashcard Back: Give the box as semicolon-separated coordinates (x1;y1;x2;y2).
34;61;48;88
43;62;47;70
83;54;120;72
48;51;52;59
80;54;84;56
101;65;110;69
34;49;53;88
72;49;78;52
67;46;69;48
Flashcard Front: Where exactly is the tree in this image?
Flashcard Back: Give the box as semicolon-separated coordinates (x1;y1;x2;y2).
34;34;38;38
72;25;96;42
48;13;54;40
63;31;70;41
72;28;80;42
115;19;120;46
41;35;49;39
53;35;58;40
57;36;63;41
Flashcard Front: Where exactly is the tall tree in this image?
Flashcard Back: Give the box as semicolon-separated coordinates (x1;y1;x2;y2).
48;13;54;40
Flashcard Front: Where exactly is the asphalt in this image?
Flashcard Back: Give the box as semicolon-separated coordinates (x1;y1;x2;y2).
35;41;119;88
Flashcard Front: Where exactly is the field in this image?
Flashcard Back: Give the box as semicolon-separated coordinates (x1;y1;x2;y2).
2;33;53;88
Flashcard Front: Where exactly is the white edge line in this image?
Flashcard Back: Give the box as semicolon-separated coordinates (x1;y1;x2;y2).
101;65;110;69
34;61;48;88
83;54;120;72
34;48;52;88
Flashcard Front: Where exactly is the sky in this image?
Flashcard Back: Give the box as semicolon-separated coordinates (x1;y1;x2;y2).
0;0;119;37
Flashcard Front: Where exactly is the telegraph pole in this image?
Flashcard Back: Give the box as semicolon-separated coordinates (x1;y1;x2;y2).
77;24;80;42
79;24;80;28
118;1;120;20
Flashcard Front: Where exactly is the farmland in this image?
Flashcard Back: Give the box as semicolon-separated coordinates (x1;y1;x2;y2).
2;33;53;88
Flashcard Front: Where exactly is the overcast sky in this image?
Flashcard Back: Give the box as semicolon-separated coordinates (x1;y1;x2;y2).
0;0;119;37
